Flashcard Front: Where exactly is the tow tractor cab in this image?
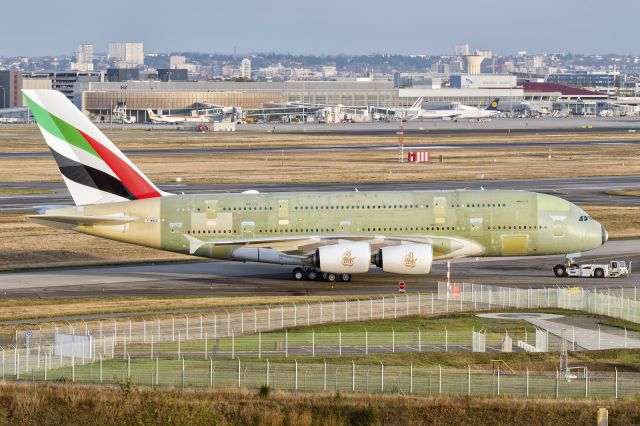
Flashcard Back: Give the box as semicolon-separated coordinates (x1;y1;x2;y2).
557;260;632;278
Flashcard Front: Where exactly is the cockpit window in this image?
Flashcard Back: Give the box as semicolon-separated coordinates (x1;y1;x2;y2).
578;215;591;222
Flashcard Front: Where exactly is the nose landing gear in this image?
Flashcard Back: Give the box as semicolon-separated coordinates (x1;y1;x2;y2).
291;267;351;282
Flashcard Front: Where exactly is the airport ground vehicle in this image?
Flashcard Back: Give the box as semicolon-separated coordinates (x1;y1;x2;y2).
553;260;631;278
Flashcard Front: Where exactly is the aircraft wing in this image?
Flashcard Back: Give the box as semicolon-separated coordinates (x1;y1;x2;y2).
184;233;477;259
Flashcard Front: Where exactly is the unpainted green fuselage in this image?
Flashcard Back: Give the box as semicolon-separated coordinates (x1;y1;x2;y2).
38;189;606;264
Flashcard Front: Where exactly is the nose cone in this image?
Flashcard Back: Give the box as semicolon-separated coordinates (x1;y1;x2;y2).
602;225;608;245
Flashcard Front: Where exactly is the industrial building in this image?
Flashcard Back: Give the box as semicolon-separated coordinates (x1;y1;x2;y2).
0;70;22;108
107;68;140;82
70;43;94;72
108;42;144;67
449;74;517;89
547;72;617;89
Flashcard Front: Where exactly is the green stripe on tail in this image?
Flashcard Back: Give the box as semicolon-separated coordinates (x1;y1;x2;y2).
24;93;100;158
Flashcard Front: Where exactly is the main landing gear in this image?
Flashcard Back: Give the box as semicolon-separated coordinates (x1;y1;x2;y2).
291;267;351;282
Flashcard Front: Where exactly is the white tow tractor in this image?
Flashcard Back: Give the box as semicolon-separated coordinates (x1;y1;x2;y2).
553;260;632;278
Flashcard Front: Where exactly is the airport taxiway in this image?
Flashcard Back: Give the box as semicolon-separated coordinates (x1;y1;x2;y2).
0;239;636;299
3;138;640;160
4;116;639;135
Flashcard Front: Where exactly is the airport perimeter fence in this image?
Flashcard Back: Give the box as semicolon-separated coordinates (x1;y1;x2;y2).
2;282;640;398
435;282;640;325
8;283;639;350
4;356;640;400
0;328;559;365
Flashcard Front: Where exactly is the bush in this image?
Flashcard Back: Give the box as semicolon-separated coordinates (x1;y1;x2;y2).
350;404;377;426
258;384;271;398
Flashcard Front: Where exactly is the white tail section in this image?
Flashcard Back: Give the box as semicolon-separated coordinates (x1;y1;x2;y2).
24;90;169;206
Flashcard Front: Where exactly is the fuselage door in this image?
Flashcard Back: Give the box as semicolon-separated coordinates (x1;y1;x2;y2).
278;200;289;225
340;220;352;233
551;215;566;237
434;196;446;224
205;200;218;226
242;221;255;239
469;217;483;236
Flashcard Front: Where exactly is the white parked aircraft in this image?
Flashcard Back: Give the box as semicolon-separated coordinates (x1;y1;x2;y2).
396;97;425;118
444;98;501;120
146;109;210;124
400;98;501;121
374;97;444;120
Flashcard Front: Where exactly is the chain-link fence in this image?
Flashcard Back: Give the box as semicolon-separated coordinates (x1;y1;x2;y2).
10;283;639;350
2;283;640;398
4;357;639;400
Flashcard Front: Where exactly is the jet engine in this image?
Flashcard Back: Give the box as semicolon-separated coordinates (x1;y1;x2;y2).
313;242;371;274
374;244;433;275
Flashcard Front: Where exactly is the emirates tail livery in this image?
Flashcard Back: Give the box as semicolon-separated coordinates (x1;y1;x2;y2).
24;90;606;282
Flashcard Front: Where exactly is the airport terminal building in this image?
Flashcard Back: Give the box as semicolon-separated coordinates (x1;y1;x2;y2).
10;73;604;122
74;78;543;122
76;81;400;122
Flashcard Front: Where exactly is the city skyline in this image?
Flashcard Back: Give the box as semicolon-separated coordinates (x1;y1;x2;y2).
3;0;640;57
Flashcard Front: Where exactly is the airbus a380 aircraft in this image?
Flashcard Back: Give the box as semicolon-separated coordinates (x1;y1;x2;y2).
24;90;607;282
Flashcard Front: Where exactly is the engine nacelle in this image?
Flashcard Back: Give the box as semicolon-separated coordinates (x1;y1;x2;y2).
375;244;433;275
314;242;371;274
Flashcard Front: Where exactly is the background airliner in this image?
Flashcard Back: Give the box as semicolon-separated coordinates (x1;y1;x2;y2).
413;98;501;121
24;90;605;282
146;109;210;124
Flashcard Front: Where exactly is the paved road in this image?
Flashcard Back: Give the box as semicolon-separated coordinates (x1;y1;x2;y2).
527;318;640;350
2;176;639;212
243;117;640;135
0;239;636;299
3;138;640;159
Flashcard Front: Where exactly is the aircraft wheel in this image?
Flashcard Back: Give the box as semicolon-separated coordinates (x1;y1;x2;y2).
326;273;337;282
553;264;566;278
292;268;305;281
340;274;352;282
307;270;318;281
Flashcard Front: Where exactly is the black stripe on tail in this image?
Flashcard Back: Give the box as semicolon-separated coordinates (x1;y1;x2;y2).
50;149;135;200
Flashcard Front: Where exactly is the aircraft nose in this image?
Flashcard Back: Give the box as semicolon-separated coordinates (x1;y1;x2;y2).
602;225;608;245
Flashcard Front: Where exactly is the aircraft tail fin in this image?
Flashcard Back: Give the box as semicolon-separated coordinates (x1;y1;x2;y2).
486;98;500;111
23;90;169;206
410;97;424;109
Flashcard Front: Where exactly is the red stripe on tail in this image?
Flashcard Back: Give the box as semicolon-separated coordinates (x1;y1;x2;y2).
79;130;161;200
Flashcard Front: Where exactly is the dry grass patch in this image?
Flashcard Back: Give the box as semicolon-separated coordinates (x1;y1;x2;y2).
0;188;55;196
606;189;640;197
1;384;638;426
2;145;640;185
3;125;640;152
0;295;346;323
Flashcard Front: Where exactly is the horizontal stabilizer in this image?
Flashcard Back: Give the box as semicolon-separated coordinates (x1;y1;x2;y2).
27;214;136;227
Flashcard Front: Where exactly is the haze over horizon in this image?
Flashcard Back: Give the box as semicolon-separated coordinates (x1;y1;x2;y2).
2;0;640;57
